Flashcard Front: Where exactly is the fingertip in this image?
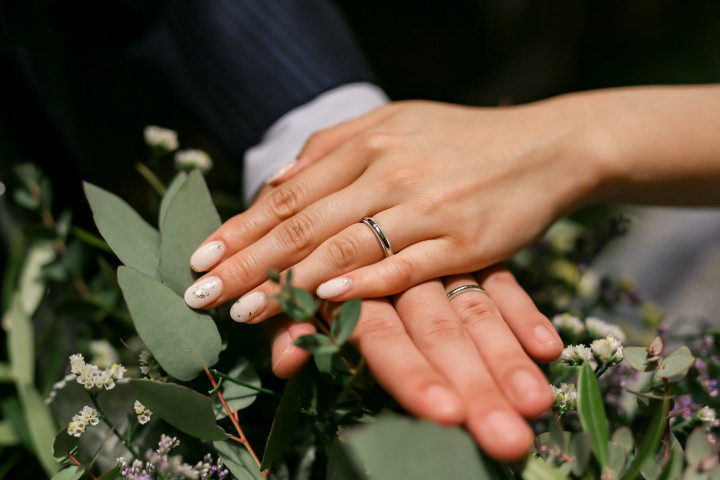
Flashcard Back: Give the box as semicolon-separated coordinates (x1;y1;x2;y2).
269;322;315;379
528;323;564;363
190;240;225;272
470;410;534;462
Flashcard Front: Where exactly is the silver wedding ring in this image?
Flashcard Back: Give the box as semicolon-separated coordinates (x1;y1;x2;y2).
361;216;394;258
447;285;486;300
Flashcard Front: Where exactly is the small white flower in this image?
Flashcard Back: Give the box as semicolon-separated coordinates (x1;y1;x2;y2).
174;149;213;173
558;344;595;366
109;363;127;380
552;313;585;337
67;406;99;437
144;125;179;152
585;316;626;342
551;383;577;414
696;406;720;430
134;400;152;425
577;270;600;299
591;335;624;365
69;353;85;375
94;370;116;390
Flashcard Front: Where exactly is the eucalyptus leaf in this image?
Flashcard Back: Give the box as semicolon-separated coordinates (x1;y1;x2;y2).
214;440;265;480
0;420;19;445
657;445;683;480
577;362;609;468
342;414;492;480
294;334;338;355
159;171;188;226
118;266;221;381
522;455;568;480
331;298;361;345
213;359;261;419
607;441;627;476
7;294;34;385
314;349;352;385
624;396;670;480
686;428;717;466
261;370;304;470
624;346;657;372
653;346;695;380
131;379;227;440
569;432;593;477
50;466;84;480
611;426;634;453
159;170;221;295
84;182;160;279
14;188;40;209
52;428;79;461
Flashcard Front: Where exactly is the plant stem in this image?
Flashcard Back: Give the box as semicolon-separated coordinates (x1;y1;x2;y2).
210;369;281;397
89;392;140;460
204;367;266;477
134;162;167;196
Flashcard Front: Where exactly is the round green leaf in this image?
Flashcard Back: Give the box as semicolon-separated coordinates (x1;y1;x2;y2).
654;346;695;379
214;440;264;480
213;360;261;419
131;379;227;440
623;346;656;372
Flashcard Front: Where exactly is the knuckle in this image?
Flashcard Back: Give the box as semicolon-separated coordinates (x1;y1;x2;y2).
325;234;363;272
227;254;258;286
268;184;305;220
352;315;405;344
454;300;498;330
386;255;417;287
278;213;315;253
305;128;334;151
414;316;465;350
354;130;398;154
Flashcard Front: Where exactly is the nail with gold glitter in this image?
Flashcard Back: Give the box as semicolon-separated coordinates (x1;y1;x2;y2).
230;292;266;323
184;276;223;308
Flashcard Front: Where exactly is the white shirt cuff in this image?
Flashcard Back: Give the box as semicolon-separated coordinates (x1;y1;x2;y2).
243;82;389;204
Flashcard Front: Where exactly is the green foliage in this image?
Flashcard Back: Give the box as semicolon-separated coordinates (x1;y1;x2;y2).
214;440;265;480
577;362;610;469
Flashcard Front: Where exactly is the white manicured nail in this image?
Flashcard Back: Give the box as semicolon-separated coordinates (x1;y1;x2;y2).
230;292;267;323
190;241;225;272
184;276;223;308
266;160;296;184
316;278;352;299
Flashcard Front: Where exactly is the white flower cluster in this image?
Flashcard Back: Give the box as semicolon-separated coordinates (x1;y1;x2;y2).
591;335;624;366
558;344;595;367
551;383;577;415
696;406;720;431
552;313;585;337
174;149;213;173
118;434;228;479
585;317;626;342
67;406;99;437
134;400;153;425
144;125;179;153
70;353;126;390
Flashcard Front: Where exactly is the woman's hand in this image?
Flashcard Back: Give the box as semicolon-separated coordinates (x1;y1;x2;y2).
264;266;563;461
183;98;600;309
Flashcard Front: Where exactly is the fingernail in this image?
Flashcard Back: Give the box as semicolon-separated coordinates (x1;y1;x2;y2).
316;278;352;299
481;410;529;444
184;276;223;308
425;385;463;418
190;241;225;272
230;292;267;323
534;325;561;345
511;370;541;400
266;160;296;184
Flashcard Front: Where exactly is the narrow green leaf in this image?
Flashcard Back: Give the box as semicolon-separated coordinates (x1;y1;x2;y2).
611;427;634;453
131;379;227;440
17;240;56;314
522;455;568;480
118;266;221;381
214;440;265;480
0;420;20;445
159;171;188;226
159;170;221;295
686;428;716;466
213;360;261;419
1;397;33;452
342;414;492;480
623;346;657;372
653;346;695;380
19;383;60;475
624;396;670;480
260;371;304;470
84;182;160;279
50;466;84;480
577;362;609;468
98;465;122;479
332;298;362;345
294;333;337;354
7;294;34;385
